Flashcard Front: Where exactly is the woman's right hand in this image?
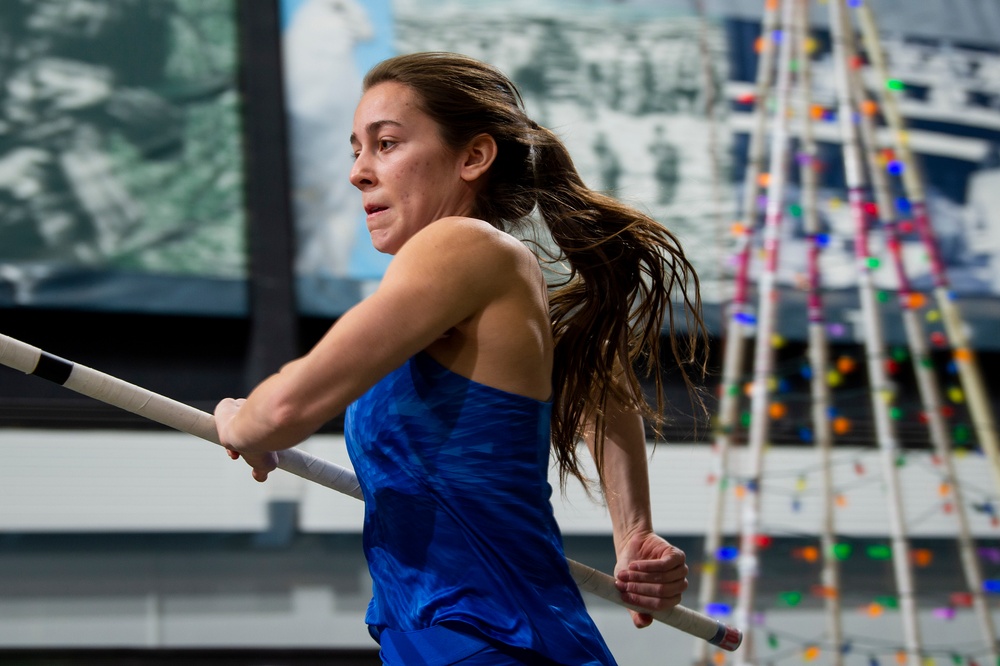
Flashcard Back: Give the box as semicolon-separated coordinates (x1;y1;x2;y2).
214;397;278;482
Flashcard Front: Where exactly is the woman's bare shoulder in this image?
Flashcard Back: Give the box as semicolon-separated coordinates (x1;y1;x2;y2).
403;216;537;267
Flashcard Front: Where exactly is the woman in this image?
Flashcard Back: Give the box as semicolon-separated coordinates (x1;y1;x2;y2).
215;52;706;665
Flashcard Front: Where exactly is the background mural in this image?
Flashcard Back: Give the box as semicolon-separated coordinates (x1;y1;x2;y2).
281;0;1000;348
282;0;736;317
1;0;995;347
281;0;394;314
0;0;248;314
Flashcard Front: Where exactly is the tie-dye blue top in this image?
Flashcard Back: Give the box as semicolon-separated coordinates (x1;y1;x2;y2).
345;351;617;665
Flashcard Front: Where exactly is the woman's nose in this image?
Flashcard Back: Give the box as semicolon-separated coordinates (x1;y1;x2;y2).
350;153;374;189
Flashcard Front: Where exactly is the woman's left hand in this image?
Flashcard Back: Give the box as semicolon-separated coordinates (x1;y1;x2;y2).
613;531;689;628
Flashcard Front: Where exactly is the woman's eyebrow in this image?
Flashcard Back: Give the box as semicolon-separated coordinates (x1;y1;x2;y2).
350;119;403;144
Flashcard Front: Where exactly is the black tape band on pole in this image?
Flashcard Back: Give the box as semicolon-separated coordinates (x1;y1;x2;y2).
32;352;74;385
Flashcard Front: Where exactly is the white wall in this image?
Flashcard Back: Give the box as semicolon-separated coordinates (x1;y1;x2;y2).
3;429;999;662
3;430;998;537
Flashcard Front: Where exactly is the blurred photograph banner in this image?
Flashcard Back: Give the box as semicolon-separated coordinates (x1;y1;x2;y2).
283;0;1000;347
0;0;248;315
282;0;730;318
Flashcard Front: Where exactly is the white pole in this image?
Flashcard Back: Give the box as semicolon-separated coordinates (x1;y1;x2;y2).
733;2;799;663
829;1;922;663
795;5;845;663
845;13;998;660
0;331;743;651
694;2;782;664
855;2;1000;498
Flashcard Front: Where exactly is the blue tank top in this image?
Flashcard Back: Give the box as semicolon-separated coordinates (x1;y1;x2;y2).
345;351;617;665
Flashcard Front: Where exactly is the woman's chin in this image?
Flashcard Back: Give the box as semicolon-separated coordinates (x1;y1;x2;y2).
368;234;397;256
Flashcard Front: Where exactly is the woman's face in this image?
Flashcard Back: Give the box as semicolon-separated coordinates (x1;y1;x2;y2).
349;81;477;255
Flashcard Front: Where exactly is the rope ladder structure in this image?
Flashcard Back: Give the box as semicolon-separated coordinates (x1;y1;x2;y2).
697;1;999;663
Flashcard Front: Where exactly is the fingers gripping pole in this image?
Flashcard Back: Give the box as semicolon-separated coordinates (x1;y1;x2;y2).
567;560;742;650
0;332;741;650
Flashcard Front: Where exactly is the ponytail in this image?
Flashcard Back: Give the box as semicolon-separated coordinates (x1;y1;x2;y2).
528;125;707;489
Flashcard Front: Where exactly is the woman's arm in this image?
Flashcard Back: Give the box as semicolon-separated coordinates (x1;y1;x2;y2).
586;395;689;629
215;218;516;465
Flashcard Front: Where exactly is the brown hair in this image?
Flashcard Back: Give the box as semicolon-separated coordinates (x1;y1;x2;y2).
363;52;707;488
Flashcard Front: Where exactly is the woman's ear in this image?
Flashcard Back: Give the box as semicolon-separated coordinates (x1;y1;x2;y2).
459;133;498;183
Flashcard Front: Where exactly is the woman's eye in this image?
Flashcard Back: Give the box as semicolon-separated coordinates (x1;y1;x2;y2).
379;139;395;151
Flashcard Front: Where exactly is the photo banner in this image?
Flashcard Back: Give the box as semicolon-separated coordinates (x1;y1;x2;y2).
0;0;249;315
280;1;1000;348
282;0;733;318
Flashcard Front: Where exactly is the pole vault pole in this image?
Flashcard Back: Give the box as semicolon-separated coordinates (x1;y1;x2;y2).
794;4;845;661
845;15;998;661
0;331;742;651
829;1;922;662
732;2;799;663
694;2;781;663
854;2;1000;497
